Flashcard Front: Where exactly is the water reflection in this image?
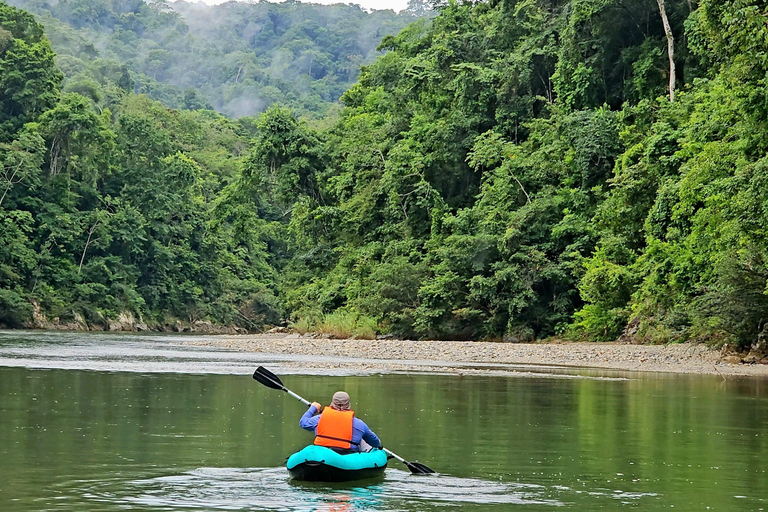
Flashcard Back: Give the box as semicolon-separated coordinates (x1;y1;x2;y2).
94;467;563;510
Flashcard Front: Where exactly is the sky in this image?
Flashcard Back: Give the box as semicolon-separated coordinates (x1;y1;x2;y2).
183;0;411;13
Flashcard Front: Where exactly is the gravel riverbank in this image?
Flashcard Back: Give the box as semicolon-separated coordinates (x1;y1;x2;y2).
185;334;768;378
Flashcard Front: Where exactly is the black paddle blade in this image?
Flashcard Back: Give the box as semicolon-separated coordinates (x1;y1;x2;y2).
252;366;285;391
405;461;435;474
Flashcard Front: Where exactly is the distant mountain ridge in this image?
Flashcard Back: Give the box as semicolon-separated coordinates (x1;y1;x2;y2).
8;0;428;117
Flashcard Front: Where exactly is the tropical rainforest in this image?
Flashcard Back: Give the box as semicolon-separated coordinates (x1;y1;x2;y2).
1;0;767;349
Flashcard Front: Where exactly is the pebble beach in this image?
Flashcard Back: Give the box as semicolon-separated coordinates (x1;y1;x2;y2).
185;334;768;378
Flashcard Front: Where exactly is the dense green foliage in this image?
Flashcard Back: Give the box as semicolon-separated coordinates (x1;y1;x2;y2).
250;0;768;347
9;0;423;117
2;0;768;347
0;1;281;329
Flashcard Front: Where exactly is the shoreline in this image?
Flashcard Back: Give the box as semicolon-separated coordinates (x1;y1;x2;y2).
184;334;768;378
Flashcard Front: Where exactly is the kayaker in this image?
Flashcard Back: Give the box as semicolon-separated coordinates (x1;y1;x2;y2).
300;391;382;454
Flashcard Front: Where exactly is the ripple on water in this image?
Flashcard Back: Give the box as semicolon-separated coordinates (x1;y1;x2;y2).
86;467;564;511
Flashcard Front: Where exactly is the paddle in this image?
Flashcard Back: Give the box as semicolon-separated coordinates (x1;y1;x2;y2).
252;366;436;475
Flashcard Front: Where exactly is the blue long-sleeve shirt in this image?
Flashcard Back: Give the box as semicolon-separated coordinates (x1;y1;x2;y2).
300;405;381;452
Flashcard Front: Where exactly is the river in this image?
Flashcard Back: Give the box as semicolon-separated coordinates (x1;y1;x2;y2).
0;331;766;511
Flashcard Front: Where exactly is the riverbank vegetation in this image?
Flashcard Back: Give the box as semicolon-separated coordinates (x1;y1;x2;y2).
2;0;767;349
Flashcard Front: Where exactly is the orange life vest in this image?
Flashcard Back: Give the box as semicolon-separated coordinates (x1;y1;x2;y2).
314;408;357;449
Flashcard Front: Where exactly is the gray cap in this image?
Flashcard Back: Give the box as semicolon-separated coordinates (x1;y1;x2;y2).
331;391;350;410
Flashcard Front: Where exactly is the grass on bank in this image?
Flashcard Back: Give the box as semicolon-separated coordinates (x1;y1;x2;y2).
290;310;378;339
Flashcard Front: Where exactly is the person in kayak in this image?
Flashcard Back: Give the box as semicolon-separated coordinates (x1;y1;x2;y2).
300;391;382;454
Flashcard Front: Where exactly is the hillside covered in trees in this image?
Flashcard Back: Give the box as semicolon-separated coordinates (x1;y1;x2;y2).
8;0;424;117
2;0;768;349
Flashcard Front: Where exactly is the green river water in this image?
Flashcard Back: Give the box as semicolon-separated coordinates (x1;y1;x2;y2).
0;331;766;511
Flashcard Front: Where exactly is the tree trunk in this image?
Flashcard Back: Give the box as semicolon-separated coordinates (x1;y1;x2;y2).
79;221;100;274
657;0;675;102
0;161;22;207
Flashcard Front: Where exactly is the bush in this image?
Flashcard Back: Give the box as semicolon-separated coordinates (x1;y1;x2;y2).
691;255;768;349
569;304;629;341
289;315;317;335
316;310;378;340
0;289;33;327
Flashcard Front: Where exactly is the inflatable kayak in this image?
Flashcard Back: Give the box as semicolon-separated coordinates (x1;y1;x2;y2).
286;445;388;482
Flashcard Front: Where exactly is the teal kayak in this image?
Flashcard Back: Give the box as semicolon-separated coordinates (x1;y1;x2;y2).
286;445;388;482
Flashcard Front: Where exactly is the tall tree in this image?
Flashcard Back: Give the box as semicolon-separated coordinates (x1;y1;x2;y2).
657;0;675;101
0;2;62;140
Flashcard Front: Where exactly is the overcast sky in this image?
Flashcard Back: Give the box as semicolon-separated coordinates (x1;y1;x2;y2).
181;0;411;13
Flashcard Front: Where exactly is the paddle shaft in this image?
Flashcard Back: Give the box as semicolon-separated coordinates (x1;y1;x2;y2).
284;388;311;406
382;448;405;463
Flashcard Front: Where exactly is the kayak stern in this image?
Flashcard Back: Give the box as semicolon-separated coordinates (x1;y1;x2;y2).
286;445;388;482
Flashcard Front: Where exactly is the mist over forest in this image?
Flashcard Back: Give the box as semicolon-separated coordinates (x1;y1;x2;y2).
8;0;427;117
